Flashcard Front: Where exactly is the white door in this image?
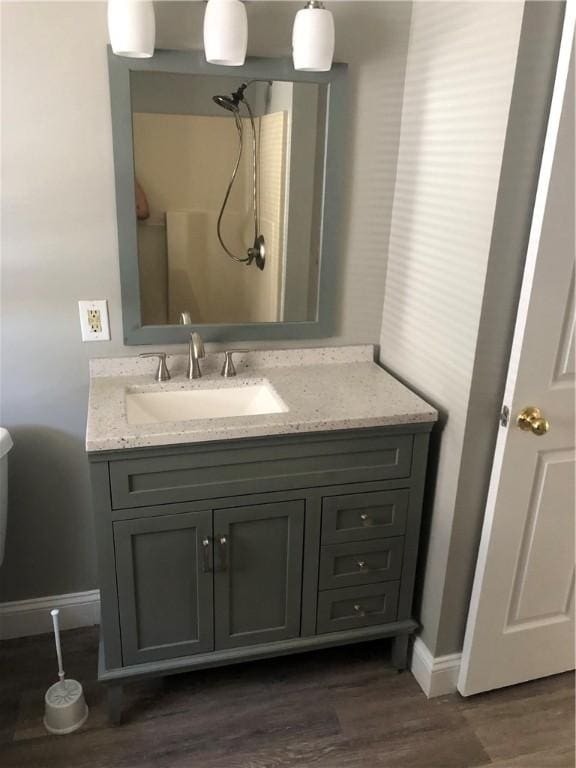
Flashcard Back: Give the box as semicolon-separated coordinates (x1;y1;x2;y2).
458;12;575;697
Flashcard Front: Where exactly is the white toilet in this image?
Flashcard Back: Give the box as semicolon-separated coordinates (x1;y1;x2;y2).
0;428;13;567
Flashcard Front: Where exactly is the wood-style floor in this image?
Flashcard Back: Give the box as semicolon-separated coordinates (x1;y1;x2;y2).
0;627;573;768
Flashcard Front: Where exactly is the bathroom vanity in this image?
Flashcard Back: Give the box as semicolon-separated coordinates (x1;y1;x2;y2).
86;346;437;722
99;52;438;722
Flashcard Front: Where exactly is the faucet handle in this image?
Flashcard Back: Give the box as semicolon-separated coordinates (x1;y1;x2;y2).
221;350;248;378
139;352;171;382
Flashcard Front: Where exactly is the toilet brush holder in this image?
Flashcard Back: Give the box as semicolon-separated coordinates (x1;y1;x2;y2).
43;609;88;735
44;679;89;735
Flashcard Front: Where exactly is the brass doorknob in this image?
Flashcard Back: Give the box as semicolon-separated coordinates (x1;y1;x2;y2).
517;406;550;436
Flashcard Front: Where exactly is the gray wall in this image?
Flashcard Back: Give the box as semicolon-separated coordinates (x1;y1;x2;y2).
380;0;525;654
379;1;563;657
432;1;564;656
0;1;412;602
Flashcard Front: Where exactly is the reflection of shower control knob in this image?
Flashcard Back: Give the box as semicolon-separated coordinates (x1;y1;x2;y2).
248;234;266;271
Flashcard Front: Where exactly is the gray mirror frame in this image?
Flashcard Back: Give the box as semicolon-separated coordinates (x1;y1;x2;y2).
107;47;348;345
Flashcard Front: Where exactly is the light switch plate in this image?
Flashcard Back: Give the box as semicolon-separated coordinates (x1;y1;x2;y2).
78;300;110;342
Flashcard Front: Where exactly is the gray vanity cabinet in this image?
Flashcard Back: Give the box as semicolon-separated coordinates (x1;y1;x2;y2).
114;501;305;665
89;425;433;722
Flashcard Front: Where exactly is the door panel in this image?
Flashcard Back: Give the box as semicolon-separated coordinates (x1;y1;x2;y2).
114;510;213;665
507;451;575;625
214;500;305;649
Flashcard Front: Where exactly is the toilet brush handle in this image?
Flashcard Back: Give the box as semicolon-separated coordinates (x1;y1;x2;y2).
50;609;65;681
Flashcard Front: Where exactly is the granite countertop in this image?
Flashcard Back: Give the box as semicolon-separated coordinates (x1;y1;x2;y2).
86;345;437;453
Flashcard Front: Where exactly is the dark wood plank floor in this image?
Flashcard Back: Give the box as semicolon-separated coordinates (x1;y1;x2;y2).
0;627;573;767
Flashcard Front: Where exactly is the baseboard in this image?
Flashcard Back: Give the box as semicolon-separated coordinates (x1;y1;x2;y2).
0;590;100;640
411;637;462;697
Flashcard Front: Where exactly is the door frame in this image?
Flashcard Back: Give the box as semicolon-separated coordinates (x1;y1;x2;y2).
458;3;576;695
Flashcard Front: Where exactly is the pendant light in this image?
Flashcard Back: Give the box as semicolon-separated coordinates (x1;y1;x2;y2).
204;0;248;67
292;1;335;72
108;0;155;58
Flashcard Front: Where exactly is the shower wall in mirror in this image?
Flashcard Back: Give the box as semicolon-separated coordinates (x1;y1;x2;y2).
130;71;327;327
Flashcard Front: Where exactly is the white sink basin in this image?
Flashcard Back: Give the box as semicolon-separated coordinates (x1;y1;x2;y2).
126;382;288;425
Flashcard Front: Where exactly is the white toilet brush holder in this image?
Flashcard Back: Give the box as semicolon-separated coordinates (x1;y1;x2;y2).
43;609;89;735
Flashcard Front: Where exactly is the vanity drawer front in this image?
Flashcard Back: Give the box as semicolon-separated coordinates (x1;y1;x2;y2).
321;489;409;543
316;582;400;634
109;433;414;509
319;537;404;590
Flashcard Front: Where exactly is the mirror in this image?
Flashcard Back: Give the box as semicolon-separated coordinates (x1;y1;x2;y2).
108;51;347;344
132;72;326;326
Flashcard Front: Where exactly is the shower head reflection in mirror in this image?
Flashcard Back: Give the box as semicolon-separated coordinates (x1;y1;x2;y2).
212;80;273;272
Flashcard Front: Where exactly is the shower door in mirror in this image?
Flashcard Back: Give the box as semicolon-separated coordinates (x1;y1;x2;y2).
130;71;327;327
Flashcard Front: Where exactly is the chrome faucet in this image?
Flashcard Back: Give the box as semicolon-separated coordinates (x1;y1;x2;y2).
187;331;205;379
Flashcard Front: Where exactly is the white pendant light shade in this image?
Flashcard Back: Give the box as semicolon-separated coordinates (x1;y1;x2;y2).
292;2;335;72
204;0;248;67
108;0;155;59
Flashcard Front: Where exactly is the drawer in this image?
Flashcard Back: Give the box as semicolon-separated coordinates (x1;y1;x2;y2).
316;581;400;634
321;490;409;543
319;537;404;590
109;433;414;509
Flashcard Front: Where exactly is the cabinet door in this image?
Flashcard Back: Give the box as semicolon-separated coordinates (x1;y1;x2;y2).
114;510;213;665
214;500;305;649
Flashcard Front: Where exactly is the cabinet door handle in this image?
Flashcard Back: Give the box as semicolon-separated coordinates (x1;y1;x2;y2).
201;537;212;573
218;535;228;571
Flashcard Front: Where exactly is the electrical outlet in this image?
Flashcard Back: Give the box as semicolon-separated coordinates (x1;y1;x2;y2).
87;309;102;334
79;300;110;342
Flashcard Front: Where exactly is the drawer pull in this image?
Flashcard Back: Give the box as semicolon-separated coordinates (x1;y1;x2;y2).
201;537;212;573
353;602;380;617
360;513;371;526
356;560;367;570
